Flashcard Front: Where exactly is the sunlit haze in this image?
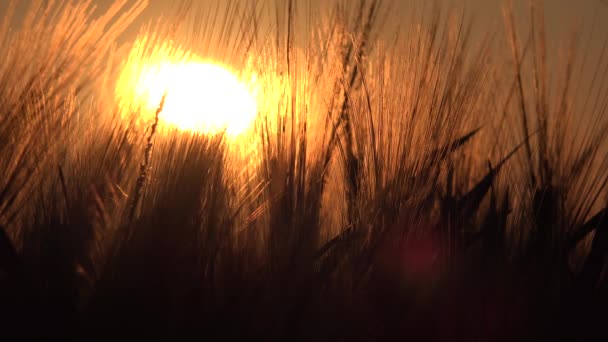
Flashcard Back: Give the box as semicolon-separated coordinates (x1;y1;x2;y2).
119;60;258;137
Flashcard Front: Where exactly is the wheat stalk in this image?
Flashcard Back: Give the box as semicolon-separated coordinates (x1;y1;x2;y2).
129;93;167;223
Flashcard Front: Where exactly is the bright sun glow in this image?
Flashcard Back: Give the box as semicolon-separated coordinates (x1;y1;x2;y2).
124;61;258;137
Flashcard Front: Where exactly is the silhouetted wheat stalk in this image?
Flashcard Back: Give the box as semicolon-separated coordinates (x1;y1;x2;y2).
129;93;166;223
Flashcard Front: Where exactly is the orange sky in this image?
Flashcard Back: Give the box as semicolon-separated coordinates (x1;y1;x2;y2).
1;1;606;40
1;0;606;63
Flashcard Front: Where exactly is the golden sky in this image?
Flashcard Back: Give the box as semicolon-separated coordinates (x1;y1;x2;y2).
2;0;606;39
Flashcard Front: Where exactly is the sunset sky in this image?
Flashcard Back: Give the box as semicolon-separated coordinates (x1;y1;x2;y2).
1;0;606;94
2;0;606;42
123;0;607;46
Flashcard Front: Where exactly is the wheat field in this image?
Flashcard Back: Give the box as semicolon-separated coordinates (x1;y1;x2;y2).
0;0;607;340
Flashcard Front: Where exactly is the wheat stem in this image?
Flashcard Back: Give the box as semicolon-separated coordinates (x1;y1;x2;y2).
129;93;166;223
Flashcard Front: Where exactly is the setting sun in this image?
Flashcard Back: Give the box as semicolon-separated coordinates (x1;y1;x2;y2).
121;60;258;137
